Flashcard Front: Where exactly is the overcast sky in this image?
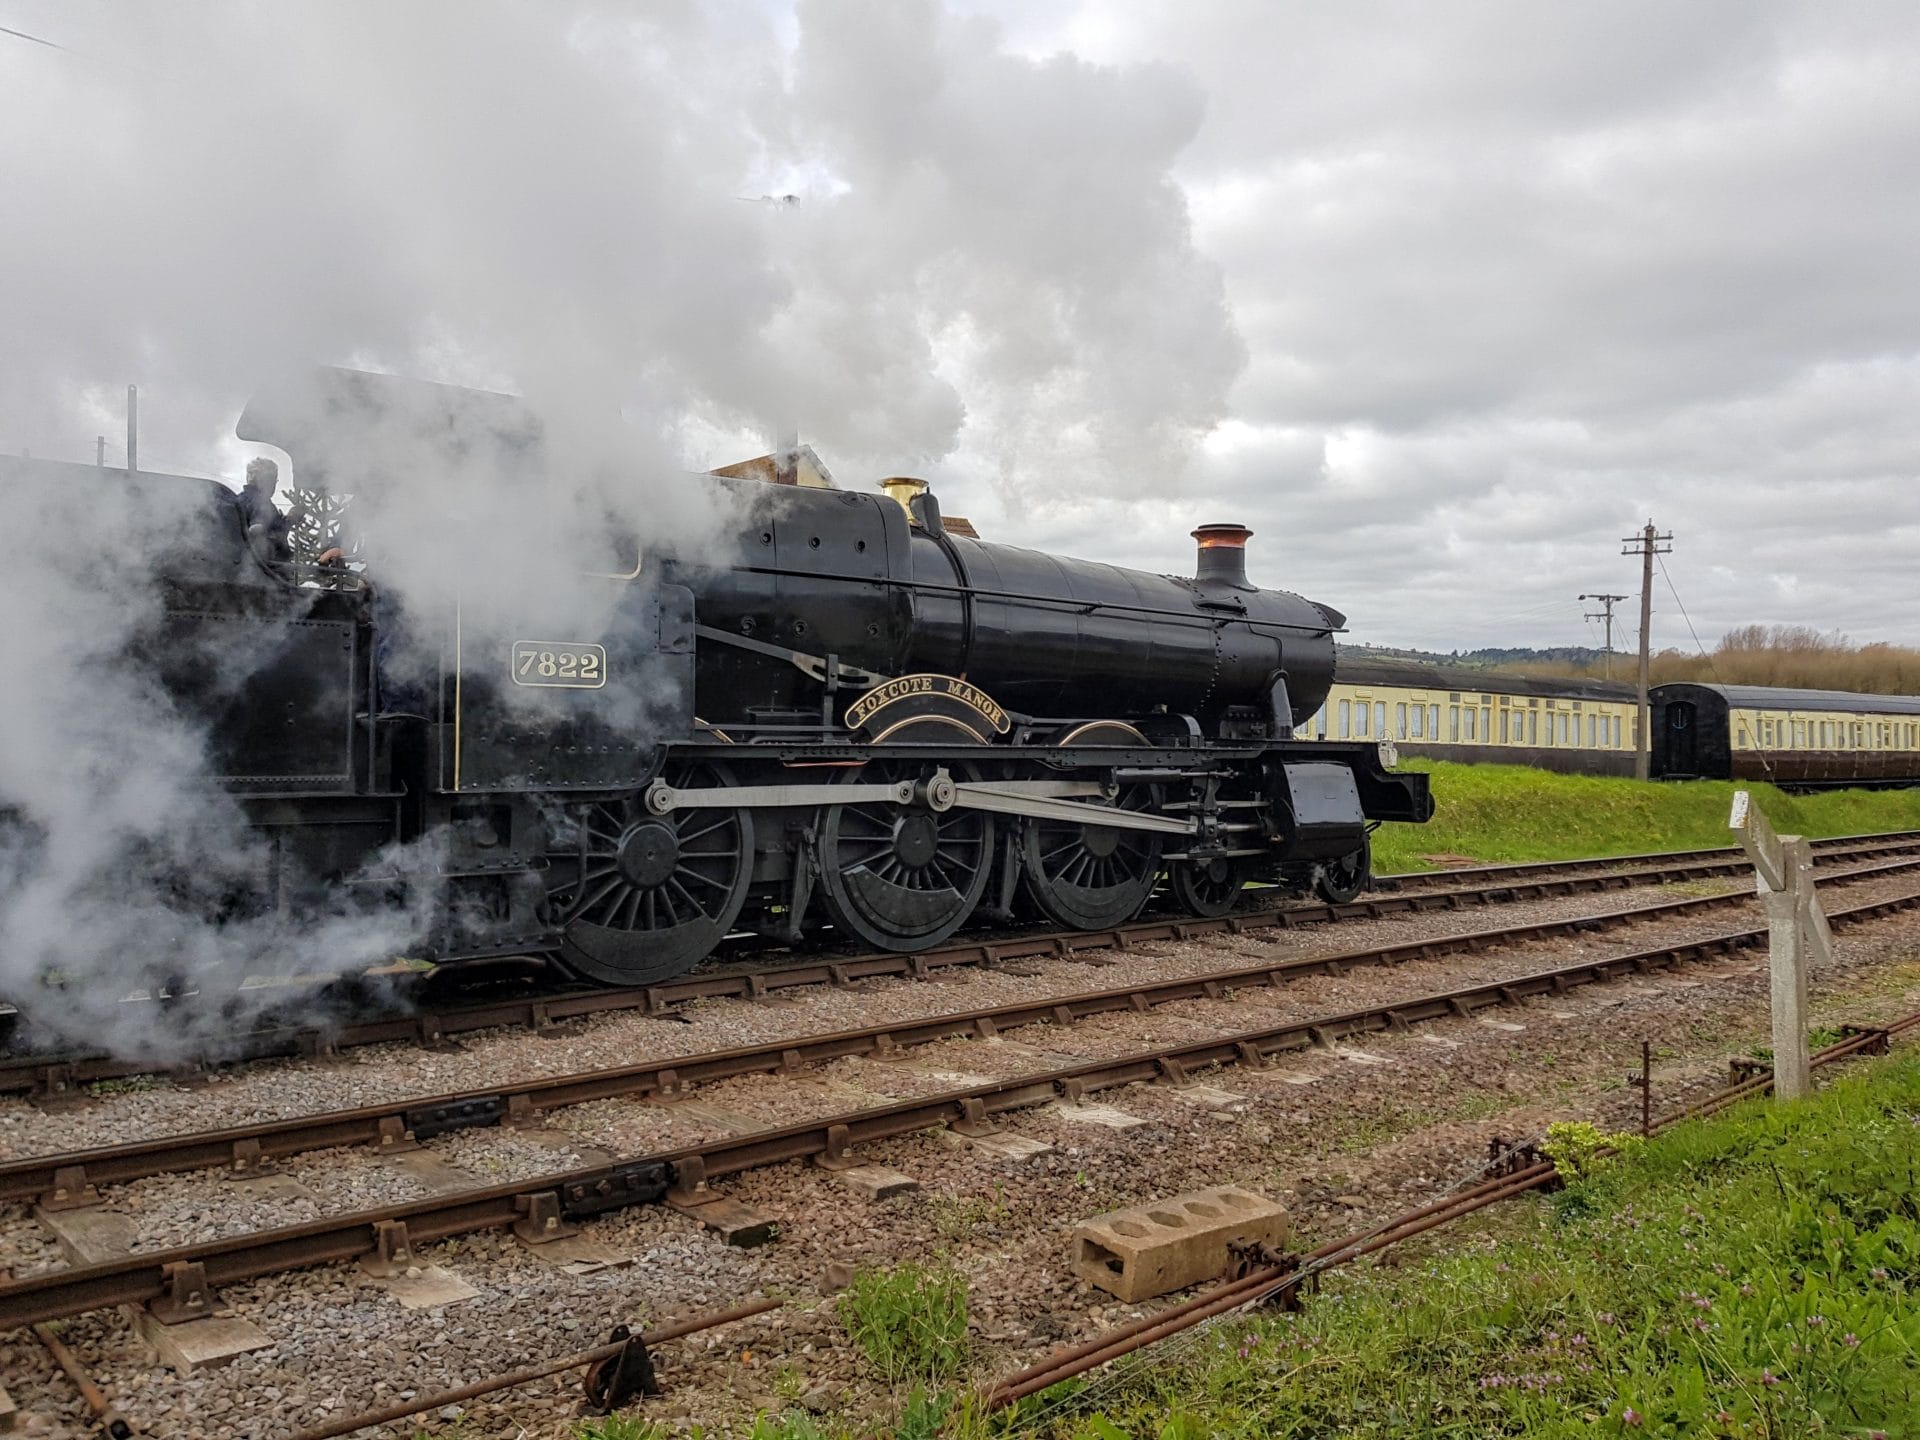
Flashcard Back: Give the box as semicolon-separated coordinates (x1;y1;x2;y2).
2;1;1915;655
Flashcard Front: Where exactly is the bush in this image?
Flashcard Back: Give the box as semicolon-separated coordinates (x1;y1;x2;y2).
839;1262;971;1388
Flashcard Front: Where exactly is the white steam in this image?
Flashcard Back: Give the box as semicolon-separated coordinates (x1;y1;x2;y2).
0;1;1241;1053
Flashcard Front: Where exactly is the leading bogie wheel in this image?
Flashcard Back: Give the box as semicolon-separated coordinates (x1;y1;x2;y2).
547;761;755;985
1312;835;1371;905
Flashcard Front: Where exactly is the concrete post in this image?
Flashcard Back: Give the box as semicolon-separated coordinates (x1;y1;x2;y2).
1762;837;1812;1100
1729;792;1828;1102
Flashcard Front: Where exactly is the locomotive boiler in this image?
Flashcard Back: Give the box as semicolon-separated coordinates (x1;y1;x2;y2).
2;369;1432;996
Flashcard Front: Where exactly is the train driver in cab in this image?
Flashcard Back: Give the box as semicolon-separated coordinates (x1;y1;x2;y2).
237;456;344;570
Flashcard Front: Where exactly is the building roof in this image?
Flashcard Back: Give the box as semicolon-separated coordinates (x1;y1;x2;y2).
709;444;839;490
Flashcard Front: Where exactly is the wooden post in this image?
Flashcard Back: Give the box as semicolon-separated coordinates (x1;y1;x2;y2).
1729;792;1830;1101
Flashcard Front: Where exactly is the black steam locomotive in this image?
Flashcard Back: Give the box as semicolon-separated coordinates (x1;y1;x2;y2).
2;370;1431;988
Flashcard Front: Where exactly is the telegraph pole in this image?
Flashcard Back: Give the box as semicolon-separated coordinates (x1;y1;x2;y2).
1579;592;1627;680
1621;521;1673;780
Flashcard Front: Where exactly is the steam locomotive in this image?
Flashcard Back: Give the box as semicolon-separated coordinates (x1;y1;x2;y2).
2;369;1431;988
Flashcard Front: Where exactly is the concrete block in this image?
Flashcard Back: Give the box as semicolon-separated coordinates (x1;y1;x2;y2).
832;1164;919;1200
1478;1018;1526;1033
646;1098;766;1133
937;1129;1054;1161
1168;1085;1247;1110
382;1265;479;1310
667;1193;779;1247
227;1173;316;1202
1048;1101;1151;1130
1073;1185;1288;1302
1338;1049;1394;1066
520;1234;633;1271
34;1205;136;1266
134;1309;271;1371
378;1151;476;1193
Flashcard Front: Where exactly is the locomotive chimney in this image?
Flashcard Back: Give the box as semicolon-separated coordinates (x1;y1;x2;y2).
1192;523;1253;588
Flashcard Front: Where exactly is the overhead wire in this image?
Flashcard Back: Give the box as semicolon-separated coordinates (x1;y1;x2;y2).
1656;553;1776;781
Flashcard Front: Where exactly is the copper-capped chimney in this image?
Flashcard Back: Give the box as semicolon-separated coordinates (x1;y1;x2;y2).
1192;523;1253;588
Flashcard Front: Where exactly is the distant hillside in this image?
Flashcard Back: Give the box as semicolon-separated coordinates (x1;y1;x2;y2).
1342;628;1920;696
1339;643;1610;671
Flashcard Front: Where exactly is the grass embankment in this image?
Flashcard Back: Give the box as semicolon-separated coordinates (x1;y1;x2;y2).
1371;760;1920;873
1016;1049;1920;1439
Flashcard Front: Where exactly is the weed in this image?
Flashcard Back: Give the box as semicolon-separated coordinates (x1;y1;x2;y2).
571;1413;673;1440
838;1261;970;1388
1540;1119;1643;1182
748;1411;827;1440
85;1074;157;1097
927;1185;1011;1242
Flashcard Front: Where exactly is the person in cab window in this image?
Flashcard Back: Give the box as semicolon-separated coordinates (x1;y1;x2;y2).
237;457;294;565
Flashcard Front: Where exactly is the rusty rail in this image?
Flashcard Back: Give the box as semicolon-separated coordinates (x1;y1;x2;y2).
3;881;1917;1331
5;833;1912;1099
4;853;1916;1211
286;1297;779;1440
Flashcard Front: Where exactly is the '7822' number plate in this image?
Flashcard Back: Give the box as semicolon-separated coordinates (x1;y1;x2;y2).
510;640;607;689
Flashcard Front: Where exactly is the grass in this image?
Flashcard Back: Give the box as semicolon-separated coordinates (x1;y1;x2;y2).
840;1261;972;1389
1005;1047;1920;1439
1372;759;1920;873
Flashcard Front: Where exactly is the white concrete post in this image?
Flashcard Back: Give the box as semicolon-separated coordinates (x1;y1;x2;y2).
1729;792;1829;1101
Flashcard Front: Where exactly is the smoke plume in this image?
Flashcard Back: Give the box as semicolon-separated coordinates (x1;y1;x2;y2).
0;0;1241;1052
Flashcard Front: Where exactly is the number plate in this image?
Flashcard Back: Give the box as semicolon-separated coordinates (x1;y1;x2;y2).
510;640;607;689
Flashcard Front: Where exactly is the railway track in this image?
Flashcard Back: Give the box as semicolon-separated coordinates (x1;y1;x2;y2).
4;848;1917;1211
5;831;1915;1098
4;859;1917;1331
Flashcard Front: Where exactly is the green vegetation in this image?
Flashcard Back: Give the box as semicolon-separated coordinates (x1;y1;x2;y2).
1013;1049;1920;1438
1371;758;1920;872
840;1261;972;1389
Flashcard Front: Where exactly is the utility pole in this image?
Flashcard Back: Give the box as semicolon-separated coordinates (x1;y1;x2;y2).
1579;592;1627;680
1621;521;1673;780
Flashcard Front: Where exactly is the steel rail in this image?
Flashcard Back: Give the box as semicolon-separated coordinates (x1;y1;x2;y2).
984;1011;1920;1408
286;1297;780;1440
4;853;1914;1209
3;882;1917;1330
4;834;1912;1101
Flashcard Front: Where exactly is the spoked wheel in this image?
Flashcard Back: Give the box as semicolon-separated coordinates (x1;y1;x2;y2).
1019;784;1164;931
1168;856;1255;918
547;762;754;985
817;762;995;952
1313;835;1371;905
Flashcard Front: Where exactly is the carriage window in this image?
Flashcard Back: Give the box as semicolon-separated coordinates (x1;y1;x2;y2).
1338;699;1351;738
1430;704;1441;737
1464;707;1477;741
1613;715;1623;748
1411;705;1425;739
1396;702;1408;739
1529;711;1540;745
1500;710;1510;743
1375;702;1387;738
1449;705;1460;741
1587;714;1597;748
1355;702;1369;738
1541;711;1553;746
1562;713;1573;745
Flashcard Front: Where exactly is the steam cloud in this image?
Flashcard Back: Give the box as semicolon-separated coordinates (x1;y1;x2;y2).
0;1;1241;1053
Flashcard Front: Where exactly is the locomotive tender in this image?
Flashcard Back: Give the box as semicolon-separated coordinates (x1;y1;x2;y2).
3;370;1431;989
